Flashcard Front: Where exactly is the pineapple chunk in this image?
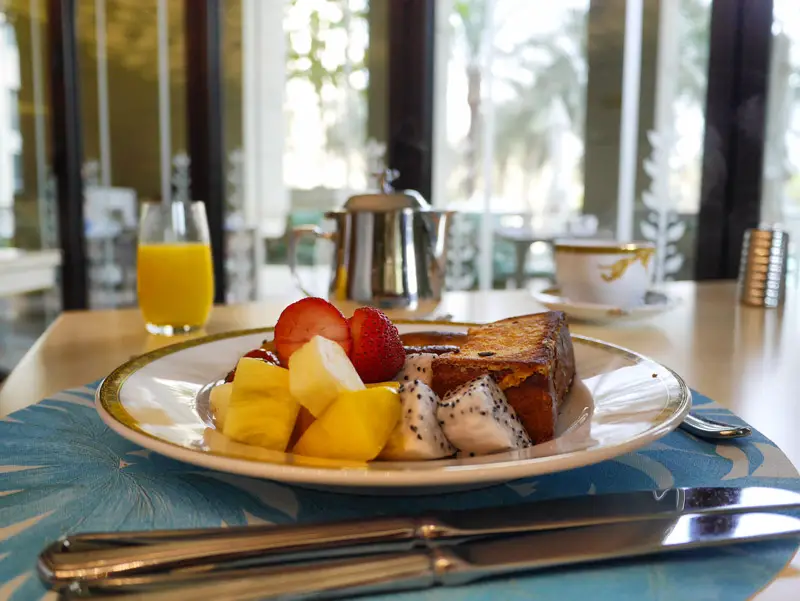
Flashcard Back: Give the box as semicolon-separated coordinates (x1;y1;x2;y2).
293;387;401;461
366;382;400;391
288;336;364;417
223;358;299;451
209;382;233;429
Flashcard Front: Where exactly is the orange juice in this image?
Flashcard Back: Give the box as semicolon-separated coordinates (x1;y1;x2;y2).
137;243;214;329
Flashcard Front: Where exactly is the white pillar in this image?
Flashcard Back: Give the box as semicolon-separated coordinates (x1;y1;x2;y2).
650;0;680;282
0;16;18;238
761;31;791;225
616;0;643;241
157;0;171;205
243;0;288;298
431;0;453;207
479;0;496;291
95;0;112;189
31;0;52;247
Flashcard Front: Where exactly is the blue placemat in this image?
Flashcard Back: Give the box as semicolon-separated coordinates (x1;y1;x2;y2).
1;382;798;601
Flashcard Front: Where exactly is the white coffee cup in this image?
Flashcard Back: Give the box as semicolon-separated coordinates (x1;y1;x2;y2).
553;239;655;307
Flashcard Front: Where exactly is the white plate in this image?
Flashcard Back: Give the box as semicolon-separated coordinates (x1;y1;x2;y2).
532;287;678;323
96;322;691;492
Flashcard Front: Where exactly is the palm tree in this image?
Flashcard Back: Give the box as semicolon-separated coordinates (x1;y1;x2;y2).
488;0;715;214
451;0;490;199
676;0;711;104
285;1;368;157
446;1;589;208
491;9;586;207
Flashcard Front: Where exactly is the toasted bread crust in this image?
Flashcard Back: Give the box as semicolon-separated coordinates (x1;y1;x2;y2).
430;311;575;443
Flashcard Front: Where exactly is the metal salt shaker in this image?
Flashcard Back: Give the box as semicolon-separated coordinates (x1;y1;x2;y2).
737;226;789;308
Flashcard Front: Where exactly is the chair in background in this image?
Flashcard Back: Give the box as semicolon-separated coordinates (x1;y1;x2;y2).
494;213;605;289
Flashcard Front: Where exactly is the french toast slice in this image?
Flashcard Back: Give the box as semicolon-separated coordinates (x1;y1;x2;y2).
430;311;575;444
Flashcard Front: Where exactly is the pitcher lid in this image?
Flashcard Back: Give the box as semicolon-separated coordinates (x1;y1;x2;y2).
342;169;431;212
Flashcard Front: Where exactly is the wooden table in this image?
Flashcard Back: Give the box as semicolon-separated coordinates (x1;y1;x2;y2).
2;281;798;599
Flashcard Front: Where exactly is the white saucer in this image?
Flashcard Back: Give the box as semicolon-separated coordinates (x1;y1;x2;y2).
531;287;678;323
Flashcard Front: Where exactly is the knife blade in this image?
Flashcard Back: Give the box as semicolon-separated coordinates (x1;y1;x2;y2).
58;511;800;600
39;486;800;585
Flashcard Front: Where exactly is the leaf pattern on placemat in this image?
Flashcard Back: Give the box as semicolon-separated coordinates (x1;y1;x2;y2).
0;384;798;601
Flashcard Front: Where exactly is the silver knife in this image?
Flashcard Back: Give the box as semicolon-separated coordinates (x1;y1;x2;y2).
40;486;800;584
59;511;800;600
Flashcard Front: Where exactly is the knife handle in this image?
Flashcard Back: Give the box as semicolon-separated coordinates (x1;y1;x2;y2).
40;517;424;584
59;552;446;601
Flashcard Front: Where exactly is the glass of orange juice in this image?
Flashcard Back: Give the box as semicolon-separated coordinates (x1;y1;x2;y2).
137;201;215;335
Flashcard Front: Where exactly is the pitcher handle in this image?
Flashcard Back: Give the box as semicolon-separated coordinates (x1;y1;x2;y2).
288;225;334;297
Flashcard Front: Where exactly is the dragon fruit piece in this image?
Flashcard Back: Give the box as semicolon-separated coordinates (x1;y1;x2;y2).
436;375;532;456
394;353;436;387
380;379;455;460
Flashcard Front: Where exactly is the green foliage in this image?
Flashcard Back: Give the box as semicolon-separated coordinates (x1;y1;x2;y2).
677;0;712;103
493;9;586;180
285;2;367;100
285;0;368;154
450;0;719;201
452;0;489;60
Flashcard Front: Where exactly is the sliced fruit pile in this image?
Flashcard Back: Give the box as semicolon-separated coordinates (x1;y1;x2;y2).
211;298;406;461
211;297;534;462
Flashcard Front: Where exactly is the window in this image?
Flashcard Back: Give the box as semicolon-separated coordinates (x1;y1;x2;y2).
434;0;713;288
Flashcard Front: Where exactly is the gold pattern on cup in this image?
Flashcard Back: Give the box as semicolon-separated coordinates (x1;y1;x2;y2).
599;248;655;283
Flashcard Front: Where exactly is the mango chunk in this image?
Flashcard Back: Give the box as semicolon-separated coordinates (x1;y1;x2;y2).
293;387;401;461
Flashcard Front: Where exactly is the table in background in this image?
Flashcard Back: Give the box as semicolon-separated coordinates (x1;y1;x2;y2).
495;226;613;287
0;249;62;376
0;248;61;297
1;280;798;600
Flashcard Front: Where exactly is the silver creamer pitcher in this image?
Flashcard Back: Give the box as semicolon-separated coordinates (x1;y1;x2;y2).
288;172;454;310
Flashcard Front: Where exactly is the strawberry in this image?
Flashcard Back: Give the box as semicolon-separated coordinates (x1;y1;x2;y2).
347;307;405;383
273;297;352;365
243;348;281;365
224;348;281;382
